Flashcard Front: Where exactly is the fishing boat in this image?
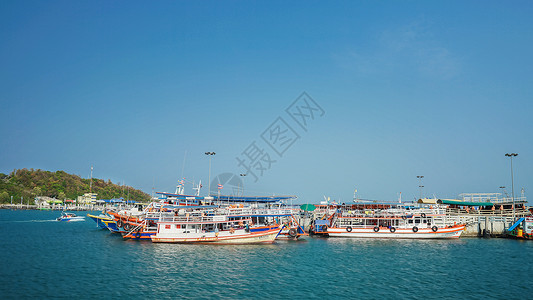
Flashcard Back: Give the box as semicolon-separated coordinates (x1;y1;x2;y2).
87;213;116;229
103;190;300;242
150;207;282;244
244;209;307;240
314;206;465;239
57;212;85;222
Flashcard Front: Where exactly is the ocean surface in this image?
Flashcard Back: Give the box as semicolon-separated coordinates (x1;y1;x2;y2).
0;210;532;299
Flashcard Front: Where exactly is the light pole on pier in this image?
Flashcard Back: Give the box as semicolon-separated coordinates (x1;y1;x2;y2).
239;173;247;196
417;176;424;200
499;186;506;200
205;152;216;195
505;153;518;219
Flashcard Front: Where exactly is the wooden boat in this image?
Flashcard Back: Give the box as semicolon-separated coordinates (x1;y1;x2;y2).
87;213;115;229
316;210;465;239
150;210;282;244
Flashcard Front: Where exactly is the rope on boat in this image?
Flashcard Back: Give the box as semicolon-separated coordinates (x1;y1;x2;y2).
126;220;147;238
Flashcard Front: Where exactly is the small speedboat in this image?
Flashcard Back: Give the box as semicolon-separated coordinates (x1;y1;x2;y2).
57;212;85;222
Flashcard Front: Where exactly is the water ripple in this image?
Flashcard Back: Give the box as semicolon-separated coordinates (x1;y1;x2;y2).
1;211;532;299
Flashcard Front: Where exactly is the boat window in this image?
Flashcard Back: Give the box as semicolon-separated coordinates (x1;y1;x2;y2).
175;224;181;229
415;219;420;224
423;220;427;224
165;225;171;229
408;220;413;224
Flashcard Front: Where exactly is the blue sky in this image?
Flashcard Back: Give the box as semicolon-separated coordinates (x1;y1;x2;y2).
1;1;532;204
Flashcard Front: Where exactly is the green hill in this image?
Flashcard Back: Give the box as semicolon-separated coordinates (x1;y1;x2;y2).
0;168;150;203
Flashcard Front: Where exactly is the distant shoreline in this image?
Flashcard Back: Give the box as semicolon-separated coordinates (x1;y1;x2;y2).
0;204;107;211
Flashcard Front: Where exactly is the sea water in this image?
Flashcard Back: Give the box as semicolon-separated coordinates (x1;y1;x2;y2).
0;210;532;299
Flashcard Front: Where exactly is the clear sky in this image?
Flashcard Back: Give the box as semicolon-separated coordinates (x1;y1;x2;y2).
1;1;532;204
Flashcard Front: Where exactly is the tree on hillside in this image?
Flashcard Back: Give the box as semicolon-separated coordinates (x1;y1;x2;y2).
32;187;42;197
0;191;9;203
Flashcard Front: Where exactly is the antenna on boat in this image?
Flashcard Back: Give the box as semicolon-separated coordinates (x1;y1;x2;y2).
176;178;185;195
193;180;202;196
398;192;402;203
353;188;358;202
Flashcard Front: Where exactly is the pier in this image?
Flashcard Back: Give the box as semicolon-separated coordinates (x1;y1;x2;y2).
444;207;531;237
294;205;532;238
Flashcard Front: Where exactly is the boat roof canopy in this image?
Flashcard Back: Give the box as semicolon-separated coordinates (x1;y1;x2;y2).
214;195;297;203
417;198;438;204
156;192;297;203
436;199;494;206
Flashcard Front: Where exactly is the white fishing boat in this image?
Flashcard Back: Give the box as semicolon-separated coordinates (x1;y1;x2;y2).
313;205;465;239
150;208;282;244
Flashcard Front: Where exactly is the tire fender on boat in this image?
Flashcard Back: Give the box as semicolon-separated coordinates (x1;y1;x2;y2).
346;226;352;232
432;226;438;232
421;213;426;218
288;228;298;237
117;220;123;228
373;226;379;232
135;231;141;238
321;225;328;232
412;226;419;233
390;227;396;233
401;215;407;220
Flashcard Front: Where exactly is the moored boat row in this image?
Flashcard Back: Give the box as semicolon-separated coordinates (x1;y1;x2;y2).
88;193;308;244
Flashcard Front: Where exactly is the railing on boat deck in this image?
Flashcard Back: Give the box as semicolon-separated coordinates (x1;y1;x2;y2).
144;208;296;223
334;208;448;218
446;207;531;216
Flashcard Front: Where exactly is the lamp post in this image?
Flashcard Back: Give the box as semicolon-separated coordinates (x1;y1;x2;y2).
505;153;518;219
205;152;216;195
239;173;247;196
499;186;506;200
417;175;424;200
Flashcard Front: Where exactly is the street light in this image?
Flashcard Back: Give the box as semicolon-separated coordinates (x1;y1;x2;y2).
239;173;247;196
205;152;216;195
505;153;518;219
417;176;424;200
499;186;506;200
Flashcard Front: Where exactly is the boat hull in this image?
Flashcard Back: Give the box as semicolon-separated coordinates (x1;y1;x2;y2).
57;216;85;222
87;214;114;229
326;225;465;239
151;228;280;244
122;230;156;240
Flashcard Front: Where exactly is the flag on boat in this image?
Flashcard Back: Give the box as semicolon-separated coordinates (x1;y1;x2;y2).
218;184;223;190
